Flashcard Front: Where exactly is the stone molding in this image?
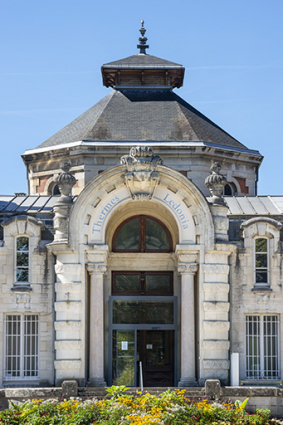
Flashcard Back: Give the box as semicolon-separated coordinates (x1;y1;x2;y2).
203;264;230;274
178;263;198;275
241;217;282;230
1;215;43;230
86;246;108;265
203;359;230;369
203;321;230;331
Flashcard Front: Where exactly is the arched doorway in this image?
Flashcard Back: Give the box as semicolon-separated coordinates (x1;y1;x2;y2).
108;215;177;387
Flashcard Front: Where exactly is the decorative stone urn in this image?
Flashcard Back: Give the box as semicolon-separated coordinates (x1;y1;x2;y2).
54;162;77;204
205;162;227;206
120;146;163;200
53;162;77;242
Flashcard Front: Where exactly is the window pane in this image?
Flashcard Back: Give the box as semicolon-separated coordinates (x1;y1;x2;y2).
115;274;140;293
112;331;135;386
16;269;29;282
17;237;29;251
115;219;139;250
5;316;21;378
17;252;29;267
146;274;171;293
256;271;268;284
255;254;267;268
246;316;260;379
113;301;174;324
255;239;267;253
263;316;279;379
24;316;38;377
145;218;169;250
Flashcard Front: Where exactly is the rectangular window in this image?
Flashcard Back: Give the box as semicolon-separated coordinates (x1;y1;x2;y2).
246;315;279;380
255;238;268;285
5;315;39;379
16;237;29;284
112;272;173;295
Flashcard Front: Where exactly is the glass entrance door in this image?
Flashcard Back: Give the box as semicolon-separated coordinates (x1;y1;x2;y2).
109;295;177;387
138;330;174;387
111;328;175;387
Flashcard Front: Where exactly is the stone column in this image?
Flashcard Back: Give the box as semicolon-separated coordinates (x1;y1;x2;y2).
87;263;107;387
178;262;198;387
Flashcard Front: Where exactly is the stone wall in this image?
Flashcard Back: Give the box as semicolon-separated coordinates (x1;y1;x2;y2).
1;380;283;418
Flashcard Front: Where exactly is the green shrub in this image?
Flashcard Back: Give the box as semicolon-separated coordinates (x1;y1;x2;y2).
0;387;278;424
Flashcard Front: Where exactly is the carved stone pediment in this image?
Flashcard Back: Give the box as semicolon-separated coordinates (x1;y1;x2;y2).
120;146;163;200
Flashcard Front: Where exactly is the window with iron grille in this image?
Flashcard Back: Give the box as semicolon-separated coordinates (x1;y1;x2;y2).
16;237;29;284
5;315;39;379
246;315;279;380
255;238;268;286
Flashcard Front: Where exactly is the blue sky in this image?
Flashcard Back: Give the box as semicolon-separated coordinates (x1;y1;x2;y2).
1;0;283;195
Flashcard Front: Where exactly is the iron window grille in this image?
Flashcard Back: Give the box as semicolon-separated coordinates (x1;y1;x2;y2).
245;315;280;380
5;315;39;379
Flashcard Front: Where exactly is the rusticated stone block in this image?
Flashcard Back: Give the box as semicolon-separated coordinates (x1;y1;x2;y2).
62;380;78;398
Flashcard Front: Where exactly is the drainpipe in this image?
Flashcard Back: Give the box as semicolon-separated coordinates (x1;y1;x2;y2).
255;165;259;196
229;254;232;385
52;254;56;386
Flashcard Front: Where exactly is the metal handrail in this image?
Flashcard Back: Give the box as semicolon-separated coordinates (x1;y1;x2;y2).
139;361;143;393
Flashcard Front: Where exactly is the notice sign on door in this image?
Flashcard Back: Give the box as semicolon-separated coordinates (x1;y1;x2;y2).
121;341;128;350
146;344;153;350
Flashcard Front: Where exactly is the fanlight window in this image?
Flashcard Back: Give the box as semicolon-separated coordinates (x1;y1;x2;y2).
113;215;172;252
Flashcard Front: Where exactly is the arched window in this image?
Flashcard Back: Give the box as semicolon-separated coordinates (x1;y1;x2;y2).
223;183;236;196
52;185;60;196
112;215;172;252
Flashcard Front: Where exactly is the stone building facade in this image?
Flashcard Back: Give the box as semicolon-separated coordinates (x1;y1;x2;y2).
0;22;282;389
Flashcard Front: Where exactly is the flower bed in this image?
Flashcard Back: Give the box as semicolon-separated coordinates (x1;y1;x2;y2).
0;386;281;424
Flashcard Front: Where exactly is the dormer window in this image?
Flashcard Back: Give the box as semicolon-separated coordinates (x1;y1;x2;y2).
16;237;29;284
255;238;268;286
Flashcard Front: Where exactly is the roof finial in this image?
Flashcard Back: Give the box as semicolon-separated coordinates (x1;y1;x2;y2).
137;20;149;54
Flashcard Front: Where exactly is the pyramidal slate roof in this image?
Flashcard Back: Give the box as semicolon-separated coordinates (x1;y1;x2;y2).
102;54;184;69
36;89;248;150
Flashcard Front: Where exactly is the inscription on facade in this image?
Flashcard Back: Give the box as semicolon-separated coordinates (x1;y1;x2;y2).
92;196;119;233
163;193;189;230
88;185;195;243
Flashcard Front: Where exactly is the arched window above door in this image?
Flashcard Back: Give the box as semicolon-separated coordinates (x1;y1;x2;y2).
112;215;172;252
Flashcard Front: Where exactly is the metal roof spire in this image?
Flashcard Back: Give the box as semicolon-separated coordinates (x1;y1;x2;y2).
137;20;149;54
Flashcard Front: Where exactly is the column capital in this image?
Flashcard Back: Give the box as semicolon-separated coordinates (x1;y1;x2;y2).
87;262;107;275
178;262;198;275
